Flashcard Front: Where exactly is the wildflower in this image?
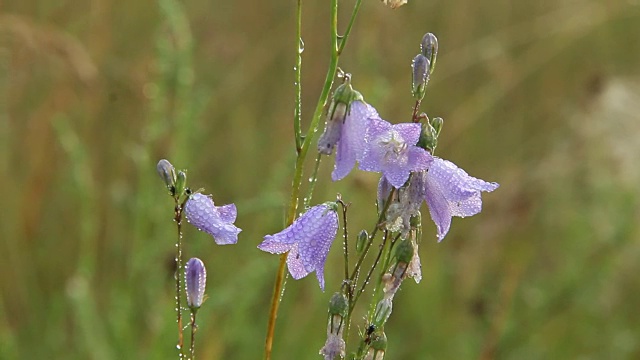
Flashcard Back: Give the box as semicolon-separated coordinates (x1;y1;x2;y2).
423;158;499;242
258;203;339;290
184;193;242;245
185;257;207;310
360;119;433;188
331;100;380;181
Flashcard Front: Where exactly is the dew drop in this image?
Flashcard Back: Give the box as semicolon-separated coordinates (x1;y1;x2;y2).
293;66;297;71
308;177;314;182
176;345;182;350
298;38;305;53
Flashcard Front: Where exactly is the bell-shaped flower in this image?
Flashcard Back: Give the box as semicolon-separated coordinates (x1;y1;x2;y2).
258;203;339;290
184;193;242;245
423;158;499;242
360;119;433;188
331;100;380;181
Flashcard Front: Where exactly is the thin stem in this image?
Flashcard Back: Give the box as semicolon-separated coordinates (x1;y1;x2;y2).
338;199;350;284
348;188;396;282
411;99;422;123
189;312;197;360
174;200;185;358
293;0;303;151
353;231;389;305
303;153;323;209
337;0;363;55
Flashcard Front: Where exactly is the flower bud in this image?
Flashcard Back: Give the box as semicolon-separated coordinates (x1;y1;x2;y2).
329;292;348;318
156;159;176;191
430;117;443;137
420;33;438;75
417;121;438;152
356;230;368;253
373;298;393;328
175;170;187;198
185;257;207;310
368;332;387;360
411;54;430;101
394;238;414;265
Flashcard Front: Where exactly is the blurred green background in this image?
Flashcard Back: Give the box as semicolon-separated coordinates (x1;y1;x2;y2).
1;0;640;358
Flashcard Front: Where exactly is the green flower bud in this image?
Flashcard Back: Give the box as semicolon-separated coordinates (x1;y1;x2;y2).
370;331;387;353
394;239;414;265
175;170;187;198
430;117;443;137
328;292;348;317
356;230;368;253
417;121;438;152
373;298;393;328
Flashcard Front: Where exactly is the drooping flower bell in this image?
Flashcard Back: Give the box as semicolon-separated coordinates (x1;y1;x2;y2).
360;119;433;188
184;193;242;245
258;203;339;290
185;257;207;310
423;158;499;242
317;77;380;181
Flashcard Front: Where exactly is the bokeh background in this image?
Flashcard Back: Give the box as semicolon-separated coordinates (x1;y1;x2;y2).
2;0;640;358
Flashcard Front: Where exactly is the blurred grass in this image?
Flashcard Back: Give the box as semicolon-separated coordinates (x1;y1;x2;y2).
1;0;640;359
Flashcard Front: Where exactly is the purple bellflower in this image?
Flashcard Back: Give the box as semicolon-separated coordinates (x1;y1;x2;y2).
423;157;499;242
360;119;433;188
184;193;242;245
258;203;339;290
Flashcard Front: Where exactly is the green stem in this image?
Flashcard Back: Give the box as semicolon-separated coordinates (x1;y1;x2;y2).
174;200;185;359
263;0;342;359
303;153;323;209
293;0;303;151
189;312;197;360
338;0;363;55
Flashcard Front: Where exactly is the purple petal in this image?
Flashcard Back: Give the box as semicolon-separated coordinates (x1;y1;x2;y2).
424;175;452;242
359;119;393;172
424;158;499;242
393;122;422;145
286;244;311;280
332;101;377;181
217;203;237;223
185;193;242;245
257;235;294;254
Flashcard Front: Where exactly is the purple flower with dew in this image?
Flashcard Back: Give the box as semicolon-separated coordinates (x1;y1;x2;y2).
331;100;380;181
184;193;242;245
360;119;433;188
185;257;207;309
258;203;339;290
423;158;499;242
